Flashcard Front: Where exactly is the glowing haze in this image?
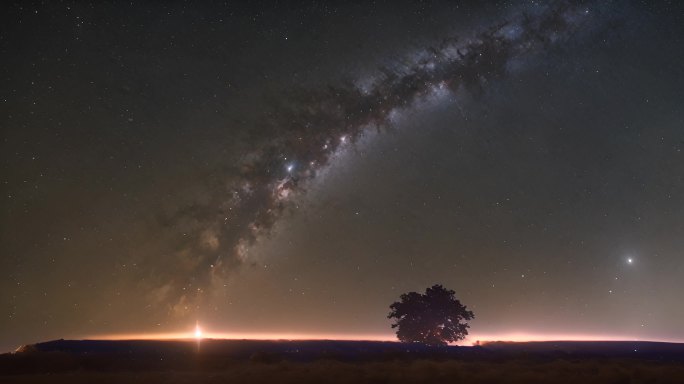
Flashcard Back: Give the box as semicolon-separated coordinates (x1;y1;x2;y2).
2;1;684;352
88;330;682;345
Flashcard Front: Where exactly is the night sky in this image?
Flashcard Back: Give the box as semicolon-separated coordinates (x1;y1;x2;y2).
2;1;684;352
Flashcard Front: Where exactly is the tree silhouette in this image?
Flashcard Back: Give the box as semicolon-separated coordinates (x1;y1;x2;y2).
388;284;474;346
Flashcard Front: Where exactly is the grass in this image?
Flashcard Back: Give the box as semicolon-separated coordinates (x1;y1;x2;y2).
2;357;684;384
3;340;683;383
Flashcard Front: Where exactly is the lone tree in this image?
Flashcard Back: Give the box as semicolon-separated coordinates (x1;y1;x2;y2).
388;284;474;346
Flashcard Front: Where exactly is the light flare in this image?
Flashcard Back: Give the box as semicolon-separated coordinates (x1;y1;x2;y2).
84;331;683;345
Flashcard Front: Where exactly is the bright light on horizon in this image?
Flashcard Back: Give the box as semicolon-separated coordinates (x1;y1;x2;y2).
83;330;683;345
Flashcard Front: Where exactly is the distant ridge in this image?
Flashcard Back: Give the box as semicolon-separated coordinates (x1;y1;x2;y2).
3;339;684;380
10;338;684;360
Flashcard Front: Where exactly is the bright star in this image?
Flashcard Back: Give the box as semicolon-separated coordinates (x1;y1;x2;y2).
286;164;294;173
194;323;202;339
627;258;633;264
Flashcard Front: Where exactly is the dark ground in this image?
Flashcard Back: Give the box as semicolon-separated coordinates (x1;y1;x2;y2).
2;339;684;383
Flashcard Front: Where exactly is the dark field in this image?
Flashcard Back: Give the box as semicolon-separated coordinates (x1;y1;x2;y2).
2;339;684;383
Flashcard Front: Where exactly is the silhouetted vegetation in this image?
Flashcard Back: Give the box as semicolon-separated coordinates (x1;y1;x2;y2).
388;284;474;346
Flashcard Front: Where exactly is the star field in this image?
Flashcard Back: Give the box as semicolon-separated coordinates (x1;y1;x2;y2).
1;1;684;352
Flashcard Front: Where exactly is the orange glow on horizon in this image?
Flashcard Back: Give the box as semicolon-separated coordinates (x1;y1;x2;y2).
83;330;682;344
87;331;397;342
465;332;683;344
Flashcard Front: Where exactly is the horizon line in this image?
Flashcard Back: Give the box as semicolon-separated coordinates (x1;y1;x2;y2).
78;331;684;345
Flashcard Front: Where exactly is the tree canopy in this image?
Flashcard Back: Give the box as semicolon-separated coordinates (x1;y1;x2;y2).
388;284;474;346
